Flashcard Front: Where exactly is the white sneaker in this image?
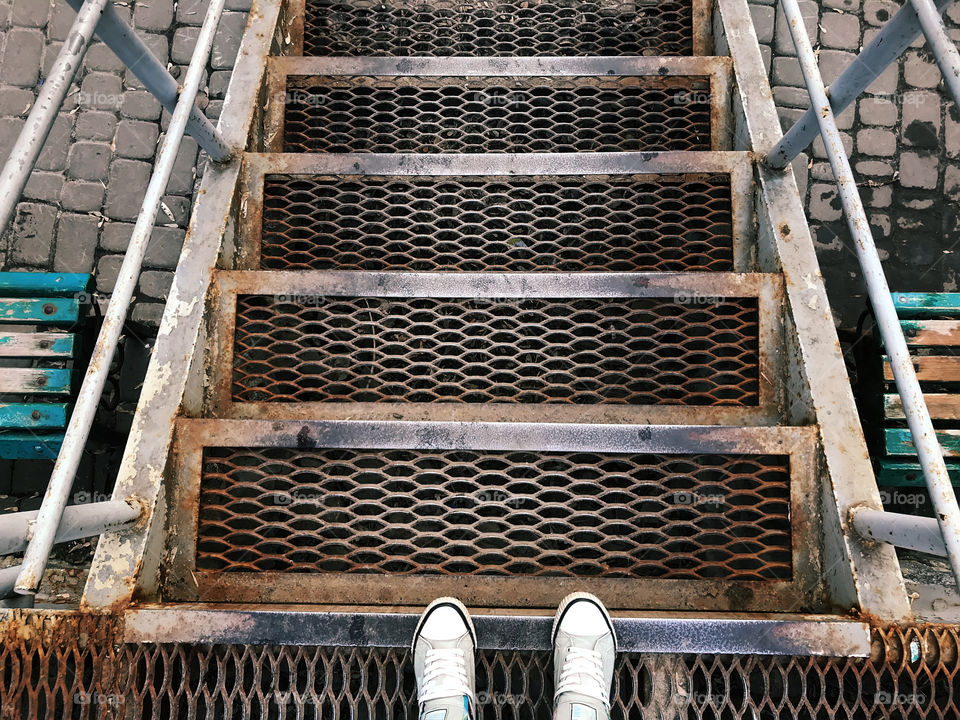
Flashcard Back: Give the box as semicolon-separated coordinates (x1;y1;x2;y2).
412;597;477;720
551;592;617;720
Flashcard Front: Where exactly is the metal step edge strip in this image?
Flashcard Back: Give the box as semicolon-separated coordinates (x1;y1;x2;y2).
269;55;731;79
123;606;869;657
175;420;814;455
214;270;780;299
243;150;752;177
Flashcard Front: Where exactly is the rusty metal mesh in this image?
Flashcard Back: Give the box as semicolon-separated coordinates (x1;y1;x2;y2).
195;447;791;580
302;0;694;57
259;174;734;272
282;76;712;153
2;615;958;719
231;296;760;405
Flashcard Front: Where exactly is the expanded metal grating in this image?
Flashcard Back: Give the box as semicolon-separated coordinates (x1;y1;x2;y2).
260;174;734;272
2;615;958;719
196;447;791;581
231;296;760;405
303;0;695;57
282;76;712;153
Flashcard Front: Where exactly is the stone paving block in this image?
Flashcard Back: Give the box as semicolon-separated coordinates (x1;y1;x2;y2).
774;0;818;56
901;91;941;150
115;119;159;160
211;12;247;69
750;4;775;45
100;222;185;268
0;116;24;165
817;49;856;86
95;254;124;293
171;26;200;65
759;44;771;76
858;96;897;127
947;104;960;158
61;180;105;212
42;41;64;77
864;185;892;209
225;0;251;10
23;170;63;202
10;0;49;28
54;214;100;273
772;86;810;109
159;194;192;226
134;0;174;32
863;0;898;26
855;160;894;177
819;11;860;51
10;203;57;267
0;28;43;87
139;270;173;299
205;99;223;120
812;131;853;160
75;110;117;141
132;302;166;326
105;159;151;221
810;184;844;222
0;86;34;116
810;162;834;182
176;0;209;26
904;51;941;90
209;70;232;99
83;43;124;73
164;135;198;195
67;141;112;181
47;0;73;41
121;90;161;121
772;56;803;87
856;128;896;157
36;113;73;171
80;72;123;111
894;212;943;267
823;0;859;10
900;152;939;190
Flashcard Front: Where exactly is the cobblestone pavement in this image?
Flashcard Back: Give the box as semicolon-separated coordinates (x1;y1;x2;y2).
0;0;249;328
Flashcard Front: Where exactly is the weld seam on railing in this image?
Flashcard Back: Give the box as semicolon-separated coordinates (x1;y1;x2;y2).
777;0;960;589
12;0;230;599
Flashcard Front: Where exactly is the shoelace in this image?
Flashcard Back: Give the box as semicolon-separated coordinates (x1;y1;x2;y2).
419;648;473;704
556;647;609;705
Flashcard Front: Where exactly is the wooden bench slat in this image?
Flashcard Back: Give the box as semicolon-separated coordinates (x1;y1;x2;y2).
0;272;90;297
0;432;62;459
883;355;960;382
900;319;960;346
892;292;960;318
0;403;68;429
0;368;73;394
883;393;960;420
0;332;75;358
0;298;80;324
885;428;960;456
876;460;960;487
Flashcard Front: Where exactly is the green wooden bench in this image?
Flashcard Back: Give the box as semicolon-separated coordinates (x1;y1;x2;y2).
871;292;960;488
0;272;91;460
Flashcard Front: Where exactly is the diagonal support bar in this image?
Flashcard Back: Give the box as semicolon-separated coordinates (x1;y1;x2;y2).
766;0;951;168
776;0;960;589
909;0;960;108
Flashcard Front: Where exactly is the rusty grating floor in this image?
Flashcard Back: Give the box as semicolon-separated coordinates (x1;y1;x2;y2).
259;173;735;272
281;75;713;153
302;0;696;57
1;614;957;719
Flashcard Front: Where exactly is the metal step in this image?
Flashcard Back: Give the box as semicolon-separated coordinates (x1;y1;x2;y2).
295;0;711;58
163;420;822;612
206;271;782;424
238;152;755;272
263;57;733;152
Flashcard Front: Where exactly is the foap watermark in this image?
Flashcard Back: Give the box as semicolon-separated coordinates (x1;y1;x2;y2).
76;90;124;110
274;293;327;306
674;290;725;305
873;691;927;707
74;490;111;505
271;490;324;506
271;89;327;107
477;691;523;707
472;90;528;109
879;489;926;508
467;489;527;508
674;90;712;106
673;491;726;509
74;692;124;707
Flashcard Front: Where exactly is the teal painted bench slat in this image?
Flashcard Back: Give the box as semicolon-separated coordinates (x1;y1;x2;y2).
0;272;91;461
878;292;960;488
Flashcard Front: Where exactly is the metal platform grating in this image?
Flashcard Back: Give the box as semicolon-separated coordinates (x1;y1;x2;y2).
282;76;712;153
260;174;734;272
1;615;957;719
231;295;760;405
196;447;792;580
302;0;695;57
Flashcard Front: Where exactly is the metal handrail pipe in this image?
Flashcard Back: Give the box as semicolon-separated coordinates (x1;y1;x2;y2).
12;0;229;599
0;0;109;238
850;507;948;557
908;0;960;108
766;0;951;168
64;0;232;162
778;0;960;588
0;500;140;556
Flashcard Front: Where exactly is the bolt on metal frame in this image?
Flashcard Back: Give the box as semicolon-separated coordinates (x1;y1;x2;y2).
0;0;233;604
766;0;960;588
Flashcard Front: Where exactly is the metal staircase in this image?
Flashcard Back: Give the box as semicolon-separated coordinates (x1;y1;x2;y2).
72;0;912;646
